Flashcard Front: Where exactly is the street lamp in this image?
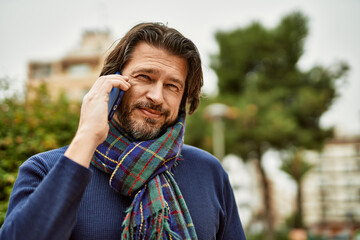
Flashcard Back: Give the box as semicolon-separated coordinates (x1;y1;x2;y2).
204;103;232;160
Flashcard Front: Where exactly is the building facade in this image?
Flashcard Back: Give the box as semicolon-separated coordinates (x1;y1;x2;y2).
27;30;113;100
303;135;360;237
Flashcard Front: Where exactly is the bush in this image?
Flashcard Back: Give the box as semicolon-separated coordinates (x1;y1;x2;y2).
0;82;80;226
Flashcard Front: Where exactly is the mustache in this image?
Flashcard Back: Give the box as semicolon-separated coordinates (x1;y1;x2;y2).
133;101;171;118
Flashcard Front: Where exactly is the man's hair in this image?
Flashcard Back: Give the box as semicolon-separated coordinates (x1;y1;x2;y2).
100;22;203;115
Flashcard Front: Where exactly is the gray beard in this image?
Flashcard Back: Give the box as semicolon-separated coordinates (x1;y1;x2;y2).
115;102;172;141
118;115;165;141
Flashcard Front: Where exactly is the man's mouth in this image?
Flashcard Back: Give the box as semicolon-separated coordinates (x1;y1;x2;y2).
139;107;163;119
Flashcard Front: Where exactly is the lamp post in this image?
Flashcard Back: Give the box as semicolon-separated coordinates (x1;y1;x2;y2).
204;103;231;161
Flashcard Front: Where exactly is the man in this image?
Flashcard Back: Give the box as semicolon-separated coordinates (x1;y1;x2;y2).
0;23;246;240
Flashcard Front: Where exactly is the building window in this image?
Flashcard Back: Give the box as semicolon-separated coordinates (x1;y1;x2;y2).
67;64;91;76
31;64;52;79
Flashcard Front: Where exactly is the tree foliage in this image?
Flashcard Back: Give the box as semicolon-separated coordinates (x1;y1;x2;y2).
184;96;215;153
206;11;348;239
0;79;80;226
211;11;348;157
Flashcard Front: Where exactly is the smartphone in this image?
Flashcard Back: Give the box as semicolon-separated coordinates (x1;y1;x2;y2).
107;71;124;121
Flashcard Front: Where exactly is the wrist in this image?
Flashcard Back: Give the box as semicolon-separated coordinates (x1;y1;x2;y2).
65;130;100;168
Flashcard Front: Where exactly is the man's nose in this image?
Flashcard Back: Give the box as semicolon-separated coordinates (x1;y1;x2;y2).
145;82;164;105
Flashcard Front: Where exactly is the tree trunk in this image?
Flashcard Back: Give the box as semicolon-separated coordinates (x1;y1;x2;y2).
254;157;275;240
294;180;304;228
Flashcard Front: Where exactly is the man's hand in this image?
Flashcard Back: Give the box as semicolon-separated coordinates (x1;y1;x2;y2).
64;74;131;168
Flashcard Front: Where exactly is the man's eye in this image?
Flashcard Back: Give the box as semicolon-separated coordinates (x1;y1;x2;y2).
167;84;180;91
137;74;151;81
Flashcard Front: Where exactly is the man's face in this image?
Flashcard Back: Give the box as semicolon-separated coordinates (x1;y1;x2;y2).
115;42;187;140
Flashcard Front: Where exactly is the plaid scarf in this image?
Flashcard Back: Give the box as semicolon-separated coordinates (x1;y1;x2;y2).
91;113;197;240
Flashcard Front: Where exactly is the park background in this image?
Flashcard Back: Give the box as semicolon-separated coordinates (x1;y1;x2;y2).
0;0;359;239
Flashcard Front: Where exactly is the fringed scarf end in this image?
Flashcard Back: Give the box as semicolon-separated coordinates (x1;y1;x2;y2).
122;208;184;240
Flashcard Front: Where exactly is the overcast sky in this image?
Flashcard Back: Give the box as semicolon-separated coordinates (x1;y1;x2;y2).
1;0;359;135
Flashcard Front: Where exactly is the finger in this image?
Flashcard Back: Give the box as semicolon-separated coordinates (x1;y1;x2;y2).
102;79;131;94
100;74;130;84
91;75;131;96
92;74;128;88
97;79;131;95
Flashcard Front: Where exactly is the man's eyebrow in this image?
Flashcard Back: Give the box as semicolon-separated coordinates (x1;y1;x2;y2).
131;68;157;75
131;68;185;89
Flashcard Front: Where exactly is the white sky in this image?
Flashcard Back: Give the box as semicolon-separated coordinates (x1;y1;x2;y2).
1;0;359;135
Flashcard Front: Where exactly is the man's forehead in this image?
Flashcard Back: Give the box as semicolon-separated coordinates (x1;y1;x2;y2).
128;43;187;79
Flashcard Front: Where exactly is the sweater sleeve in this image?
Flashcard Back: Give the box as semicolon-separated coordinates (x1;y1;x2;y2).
217;173;247;240
0;154;92;240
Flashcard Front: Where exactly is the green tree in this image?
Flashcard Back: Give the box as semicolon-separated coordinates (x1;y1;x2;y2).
210;11;348;239
281;149;313;229
0;79;80;226
185;96;215;153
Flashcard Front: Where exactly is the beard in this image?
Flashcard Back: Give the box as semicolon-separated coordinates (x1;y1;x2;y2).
115;100;174;141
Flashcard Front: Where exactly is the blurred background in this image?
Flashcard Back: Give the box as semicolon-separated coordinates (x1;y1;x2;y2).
0;0;359;239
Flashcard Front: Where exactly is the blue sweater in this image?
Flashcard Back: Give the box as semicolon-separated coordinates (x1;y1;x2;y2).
0;145;246;240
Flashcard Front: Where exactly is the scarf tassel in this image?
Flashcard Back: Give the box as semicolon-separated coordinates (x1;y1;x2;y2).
122;207;183;240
